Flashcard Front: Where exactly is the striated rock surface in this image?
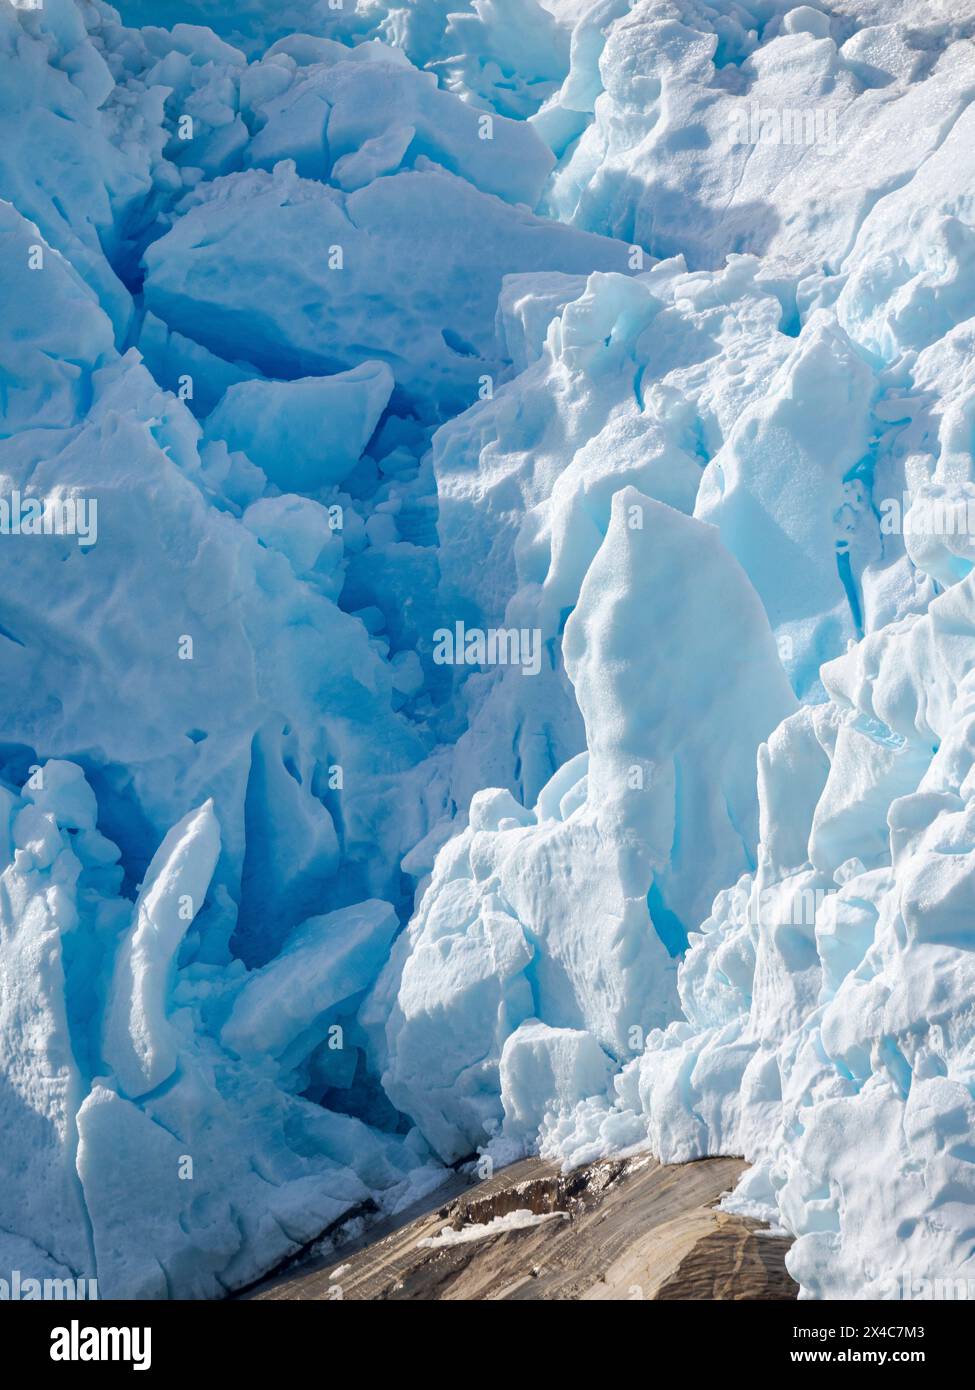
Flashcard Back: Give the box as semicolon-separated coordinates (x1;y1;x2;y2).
243;1155;797;1302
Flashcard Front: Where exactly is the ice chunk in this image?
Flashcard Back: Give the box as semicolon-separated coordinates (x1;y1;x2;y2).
0;203;115;434
103;802;221;1099
379;875;535;1162
695;317;874;699
144;163;632;418
245;79;331;180
222;900;400;1065
322;51;556;202
500;1020;615;1144
0;780;93;1282
205;363;394;491
242;494;343;593
563;488;798;937
332;124;416;192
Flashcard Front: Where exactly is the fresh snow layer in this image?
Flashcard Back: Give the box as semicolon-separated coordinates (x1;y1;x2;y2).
3;0;975;1301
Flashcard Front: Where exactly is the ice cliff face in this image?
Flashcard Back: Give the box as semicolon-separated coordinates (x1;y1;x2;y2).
3;0;975;1299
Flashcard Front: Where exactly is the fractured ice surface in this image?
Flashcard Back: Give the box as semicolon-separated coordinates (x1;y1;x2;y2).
371;489;795;1160
5;0;975;1300
143;162;631;419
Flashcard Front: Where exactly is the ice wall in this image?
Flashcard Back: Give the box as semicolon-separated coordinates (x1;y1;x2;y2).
3;0;975;1301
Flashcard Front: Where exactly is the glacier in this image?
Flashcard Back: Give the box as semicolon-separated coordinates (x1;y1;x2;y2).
3;0;975;1301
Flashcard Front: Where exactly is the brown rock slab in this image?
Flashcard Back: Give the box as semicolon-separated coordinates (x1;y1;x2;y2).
240;1153;798;1302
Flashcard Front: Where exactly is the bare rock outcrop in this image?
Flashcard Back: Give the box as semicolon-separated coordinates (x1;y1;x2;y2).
243;1155;797;1302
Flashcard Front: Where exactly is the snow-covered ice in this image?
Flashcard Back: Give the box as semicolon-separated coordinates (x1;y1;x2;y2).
4;0;975;1301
